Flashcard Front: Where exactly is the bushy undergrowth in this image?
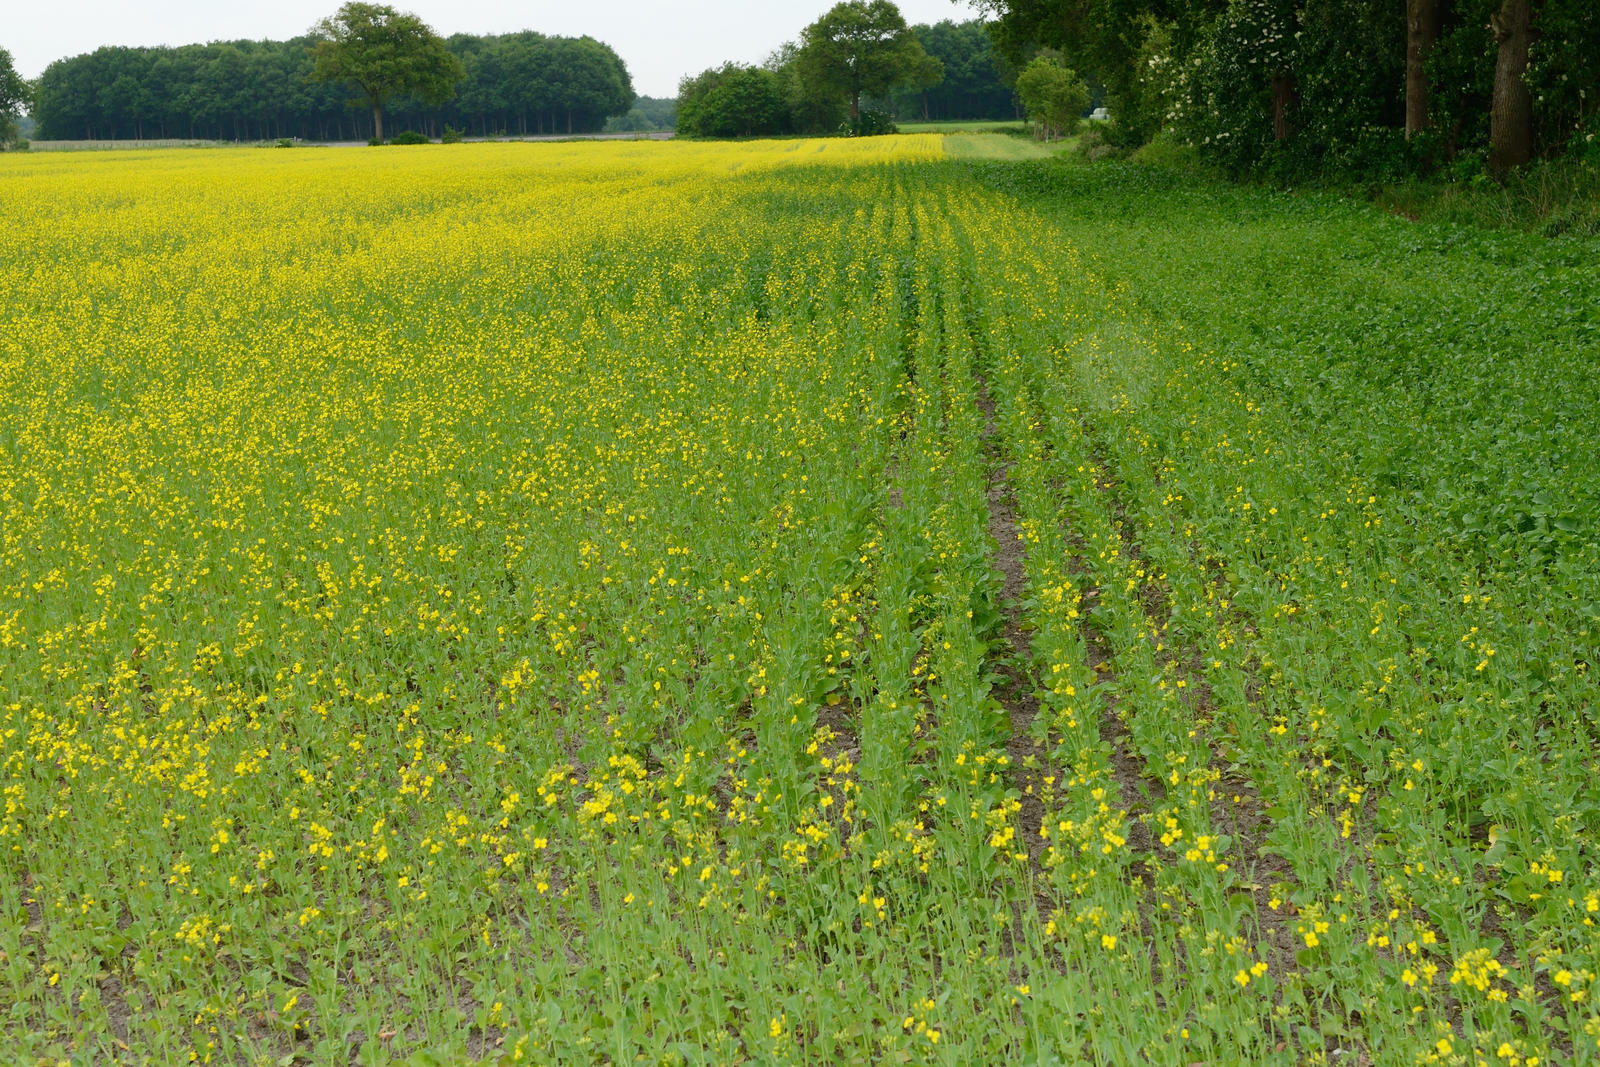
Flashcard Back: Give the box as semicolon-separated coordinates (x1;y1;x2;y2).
1082;137;1600;237
1374;156;1600;238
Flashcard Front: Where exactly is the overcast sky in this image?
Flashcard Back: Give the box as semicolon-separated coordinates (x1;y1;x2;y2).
7;1;984;98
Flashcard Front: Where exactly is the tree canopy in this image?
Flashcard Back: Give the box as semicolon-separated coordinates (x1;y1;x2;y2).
883;20;1018;121
975;0;1597;177
795;1;944;120
310;3;463;143
677;65;790;138
679;9;1016;139
0;47;30;149
1015;58;1090;139
32;32;633;141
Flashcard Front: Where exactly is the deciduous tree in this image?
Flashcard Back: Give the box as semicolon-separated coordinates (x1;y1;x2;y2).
0;47;32;148
309;3;463;143
795;1;943;121
1015;57;1089;140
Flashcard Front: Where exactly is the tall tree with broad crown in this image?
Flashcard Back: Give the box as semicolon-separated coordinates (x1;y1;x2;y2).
0;47;34;148
795;1;943;121
309;3;463;142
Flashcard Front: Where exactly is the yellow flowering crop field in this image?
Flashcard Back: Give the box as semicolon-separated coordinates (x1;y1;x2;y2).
2;139;1598;1066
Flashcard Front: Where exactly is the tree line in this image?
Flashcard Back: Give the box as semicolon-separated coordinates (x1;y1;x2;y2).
27;10;633;142
976;0;1596;177
881;20;1020;122
677;3;1020;139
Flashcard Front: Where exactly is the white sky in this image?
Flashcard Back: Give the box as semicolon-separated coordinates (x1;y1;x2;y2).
7;1;983;99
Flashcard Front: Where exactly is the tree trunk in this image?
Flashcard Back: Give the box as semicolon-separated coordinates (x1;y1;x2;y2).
851;91;860;121
372;101;385;144
567;109;573;134
1488;0;1537;174
1271;72;1299;140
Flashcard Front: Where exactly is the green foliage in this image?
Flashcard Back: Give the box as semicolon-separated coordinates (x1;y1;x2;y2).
765;42;850;134
1185;0;1296;172
979;0;1597;181
1074;123;1130;161
390;129;429;144
1421;0;1496;164
977;0;1204;136
1115;17;1192;147
0;46;30;151
603;97;675;133
1128;128;1206;167
32;31;633;141
633;95;679;129
796;0;943;119
881;20;1018;121
441;123;463;143
601;109;656;132
36;40;342;141
310;3;464;142
839;107;899;136
0;47;28;119
677;64;791;138
1373;153;1600;236
448;33;633;137
1015;58;1090;140
1187;0;1412;180
1524;0;1600;157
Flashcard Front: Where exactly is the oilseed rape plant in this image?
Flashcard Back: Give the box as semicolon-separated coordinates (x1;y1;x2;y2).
0;138;1597;1066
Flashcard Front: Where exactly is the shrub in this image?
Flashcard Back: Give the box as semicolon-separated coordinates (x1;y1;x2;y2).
677;65;791;138
0;114;25;152
391;130;430;145
840;109;899;137
603;110;658;133
441;125;463;144
1075;126;1129;162
1129;130;1204;168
